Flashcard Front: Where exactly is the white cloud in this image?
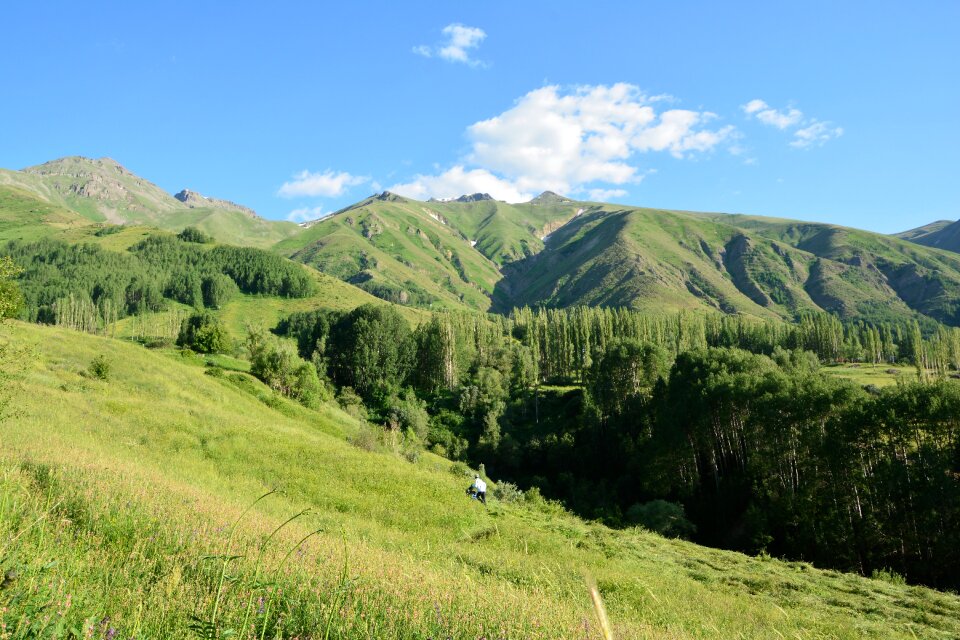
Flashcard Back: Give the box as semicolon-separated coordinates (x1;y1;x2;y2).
391;166;531;203
414;23;487;66
286;206;326;223
391;83;734;202
743;98;842;148
587;188;628;201
791;121;844;148
278;170;368;198
741;99;803;129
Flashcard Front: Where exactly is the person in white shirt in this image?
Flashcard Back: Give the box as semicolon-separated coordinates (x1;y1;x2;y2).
470;474;487;505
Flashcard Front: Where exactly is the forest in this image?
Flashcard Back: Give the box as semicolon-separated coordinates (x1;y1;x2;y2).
4;231;315;331
4;237;959;589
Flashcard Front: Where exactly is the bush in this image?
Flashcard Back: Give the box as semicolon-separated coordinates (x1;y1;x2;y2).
246;327;331;409
383;388;430;441
349;422;384;453
93;224;124;237
492;480;523;503
336;386;368;421
177;226;213;244
625;500;696;539
0;256;24;319
871;568;907;585
88;354;111;381
177;312;231;354
201;274;238;309
448;461;473;478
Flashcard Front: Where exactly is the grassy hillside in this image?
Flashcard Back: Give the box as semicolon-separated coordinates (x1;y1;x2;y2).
0;185;93;242
3;321;960;638
494;205;960;325
0;157;298;249
275;193;505;311
897;219;960;254
717;214;960;323
895;220;954;242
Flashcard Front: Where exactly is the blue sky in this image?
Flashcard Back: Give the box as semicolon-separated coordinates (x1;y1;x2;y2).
1;1;957;233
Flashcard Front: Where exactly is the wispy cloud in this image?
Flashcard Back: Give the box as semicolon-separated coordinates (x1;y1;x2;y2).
414;23;487;67
742;99;803;129
743;98;842;148
277;170;368;198
790;121;844;148
391;83;734;202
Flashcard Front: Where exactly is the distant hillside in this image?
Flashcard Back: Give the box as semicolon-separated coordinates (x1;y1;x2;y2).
275;191;580;310
895;219;954;242
275;189;960;325
496;205;960;325
897;218;960;254
0;184;92;242
0;156;298;248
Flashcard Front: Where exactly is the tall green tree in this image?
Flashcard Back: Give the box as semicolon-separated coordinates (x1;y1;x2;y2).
0;256;24;319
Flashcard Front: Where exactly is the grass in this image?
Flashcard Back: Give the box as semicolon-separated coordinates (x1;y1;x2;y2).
823;363;918;387
275;196;504;311
0;186;92;243
2;320;960;639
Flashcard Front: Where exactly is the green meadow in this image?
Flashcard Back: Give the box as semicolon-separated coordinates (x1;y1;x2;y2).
2;321;960;639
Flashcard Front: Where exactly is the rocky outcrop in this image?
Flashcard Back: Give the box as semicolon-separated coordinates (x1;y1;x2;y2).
455;193;494;203
174;189;259;218
529;191;573;205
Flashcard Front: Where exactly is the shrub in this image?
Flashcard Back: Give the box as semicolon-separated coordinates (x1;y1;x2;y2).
871;568;907;585
88;354;111;381
201;274;238;309
93;224;124;237
177;226;213;243
336;387;368;421
348;422;384;453
449;461;473;478
383;388;430;441
625;500;696;539
0;256;24;319
492;481;523;503
247;327;330;409
177;312;231;354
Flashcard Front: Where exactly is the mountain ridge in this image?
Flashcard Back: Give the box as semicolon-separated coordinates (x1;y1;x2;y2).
0;156;298;248
7;156;960;326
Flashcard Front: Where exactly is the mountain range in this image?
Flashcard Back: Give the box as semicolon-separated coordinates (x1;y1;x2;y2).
4;155;960;326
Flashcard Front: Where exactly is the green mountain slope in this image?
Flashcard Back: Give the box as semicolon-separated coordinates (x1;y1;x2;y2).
895;219;954;242
492;205;960;325
0;185;93;242
0;157;298;248
4;320;959;638
715;215;960;323
275;192;511;310
896;218;960;253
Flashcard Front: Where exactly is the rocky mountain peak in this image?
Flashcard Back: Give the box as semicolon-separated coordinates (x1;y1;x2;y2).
455;193;494;203
174;188;259;218
375;191;405;202
529;191;572;205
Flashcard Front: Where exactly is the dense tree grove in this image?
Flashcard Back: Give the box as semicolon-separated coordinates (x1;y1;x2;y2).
277;305;960;589
4;235;315;332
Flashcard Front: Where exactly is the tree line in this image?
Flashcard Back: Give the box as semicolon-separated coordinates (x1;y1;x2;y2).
5;234;315;332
